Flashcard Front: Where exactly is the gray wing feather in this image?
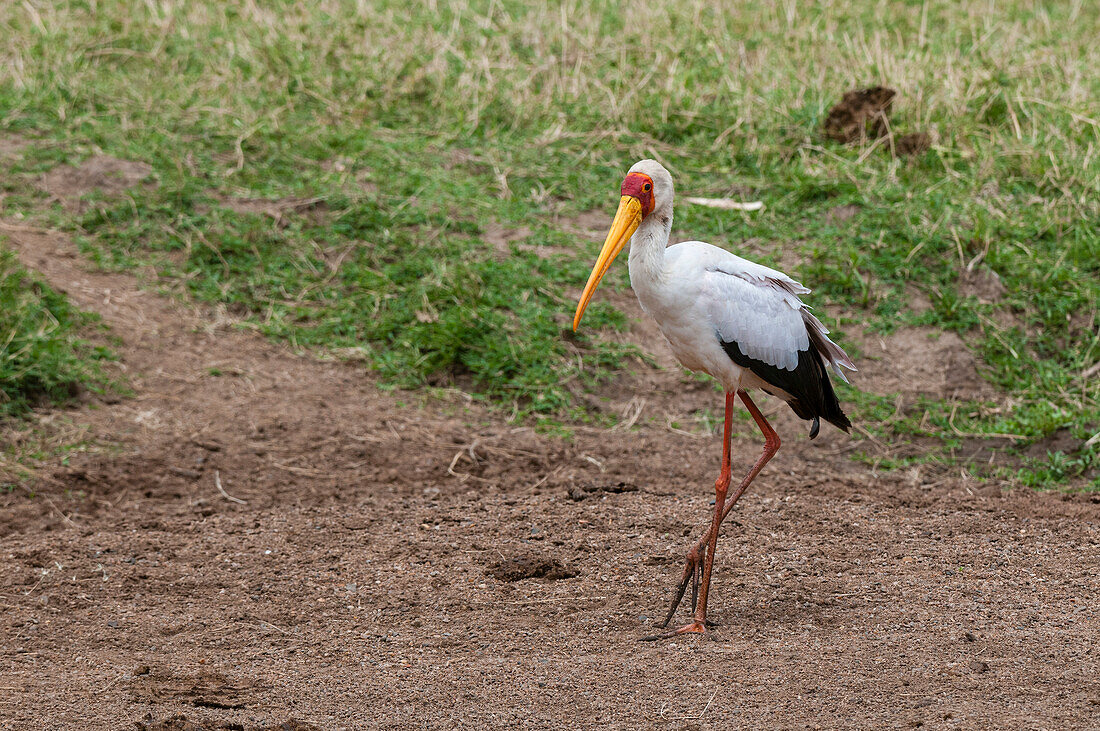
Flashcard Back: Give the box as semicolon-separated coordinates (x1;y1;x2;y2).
700;268;808;371
802;309;857;382
701;260;856;378
711;256;811;296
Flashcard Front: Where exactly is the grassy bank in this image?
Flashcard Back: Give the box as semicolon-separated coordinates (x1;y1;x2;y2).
1;0;1096;485
0;246;110;418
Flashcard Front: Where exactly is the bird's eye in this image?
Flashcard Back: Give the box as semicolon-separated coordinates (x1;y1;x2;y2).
643;183;652;192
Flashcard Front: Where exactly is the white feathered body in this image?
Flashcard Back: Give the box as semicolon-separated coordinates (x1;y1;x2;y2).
626;213;852;399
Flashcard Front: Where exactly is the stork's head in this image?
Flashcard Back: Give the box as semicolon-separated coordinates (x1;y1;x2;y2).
572;160;673;331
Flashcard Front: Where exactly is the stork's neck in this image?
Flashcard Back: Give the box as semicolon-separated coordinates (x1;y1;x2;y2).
627;210;672;288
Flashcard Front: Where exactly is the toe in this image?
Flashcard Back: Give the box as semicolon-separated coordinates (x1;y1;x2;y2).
674;622;706;635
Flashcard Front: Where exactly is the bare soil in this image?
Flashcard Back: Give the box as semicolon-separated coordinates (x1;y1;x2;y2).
823;87;896;144
2;155;1100;729
37;155;155;211
213;197;331;228
896;132;933;157
823;88;932;159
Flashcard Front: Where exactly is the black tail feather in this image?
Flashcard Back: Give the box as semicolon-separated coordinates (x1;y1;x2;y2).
721;338;851;438
816;350;852;434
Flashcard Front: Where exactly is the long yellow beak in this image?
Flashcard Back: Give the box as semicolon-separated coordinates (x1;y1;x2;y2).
572;195;643;331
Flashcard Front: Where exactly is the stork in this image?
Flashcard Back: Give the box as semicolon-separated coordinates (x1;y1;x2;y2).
572;160;856;638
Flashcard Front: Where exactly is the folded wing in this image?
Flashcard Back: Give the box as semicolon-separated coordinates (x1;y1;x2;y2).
699;256;856;435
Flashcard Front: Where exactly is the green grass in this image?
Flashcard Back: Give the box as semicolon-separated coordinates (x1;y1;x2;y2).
0;0;1096;486
0;246;112;417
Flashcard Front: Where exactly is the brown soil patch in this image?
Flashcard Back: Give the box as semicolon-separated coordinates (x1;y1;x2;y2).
38;154;155;208
442;147;491;176
1025;428;1083;459
823;86;896;143
136;714;320;731
558;208;612;237
823;87;931;158
484;222;533;255
0;133;31;162
826;203;861;223
569;481;639;500
896;131;932;156
959;266;1007;303
853;325;995;400
906;283;935;314
129;670;261;709
216;195;330;226
488;555;577;582
2;222;1099;728
484;221;570;259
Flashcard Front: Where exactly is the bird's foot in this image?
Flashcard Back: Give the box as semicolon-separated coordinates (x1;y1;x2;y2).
639;620;709;642
657;543;707;628
674;621;706;635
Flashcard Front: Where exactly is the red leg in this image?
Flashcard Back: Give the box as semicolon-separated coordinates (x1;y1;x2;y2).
649;390;781;637
719;391;781;524
654;391;735;630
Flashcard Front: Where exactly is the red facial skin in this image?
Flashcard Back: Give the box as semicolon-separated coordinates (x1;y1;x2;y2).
620;172;655;218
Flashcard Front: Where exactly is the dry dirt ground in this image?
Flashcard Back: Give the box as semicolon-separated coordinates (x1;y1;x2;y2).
2;156;1100;730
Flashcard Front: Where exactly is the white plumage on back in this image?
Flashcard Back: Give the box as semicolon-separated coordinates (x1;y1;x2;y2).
691;243;853;380
694;245;810;371
632;238;854;395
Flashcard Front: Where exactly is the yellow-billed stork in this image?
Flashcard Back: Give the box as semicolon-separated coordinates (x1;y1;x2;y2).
572;160;856;638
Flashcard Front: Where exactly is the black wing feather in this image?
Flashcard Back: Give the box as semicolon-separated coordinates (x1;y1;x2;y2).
721;337;851;438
